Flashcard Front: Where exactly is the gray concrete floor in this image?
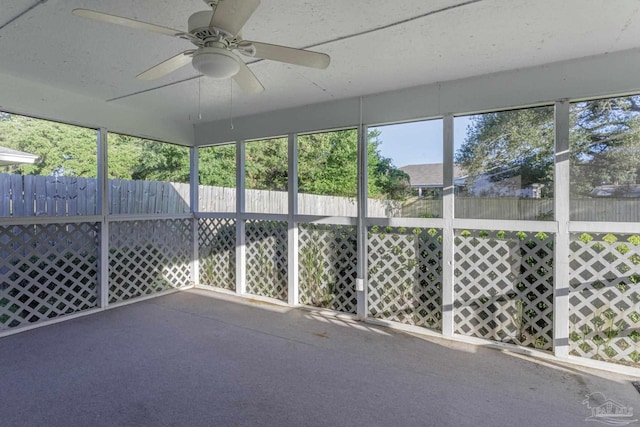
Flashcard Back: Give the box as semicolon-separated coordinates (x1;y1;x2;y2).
1;289;639;427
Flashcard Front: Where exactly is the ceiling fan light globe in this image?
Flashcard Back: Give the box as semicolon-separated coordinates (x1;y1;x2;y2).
192;47;240;79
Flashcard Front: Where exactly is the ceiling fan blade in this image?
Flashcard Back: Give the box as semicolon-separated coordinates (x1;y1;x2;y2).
72;9;183;37
233;61;264;94
245;41;330;69
136;51;195;80
210;0;260;37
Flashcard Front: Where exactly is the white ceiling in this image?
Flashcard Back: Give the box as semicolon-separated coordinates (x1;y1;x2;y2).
1;0;640;144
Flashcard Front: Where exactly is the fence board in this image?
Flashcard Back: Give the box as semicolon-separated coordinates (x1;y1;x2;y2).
133;179;143;214
120;179;130;214
9;174;23;216
76;177;87;215
167;183;177;214
126;179;135;214
56;176;68;215
23;174;35;217
67;177;78;216
154;181;163;214
0;174;10;216
110;179;120;214
86;178;97;215
142;180;151;213
34;175;44;215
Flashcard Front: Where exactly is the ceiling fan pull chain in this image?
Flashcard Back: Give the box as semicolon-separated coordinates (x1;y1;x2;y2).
230;78;235;130
198;76;203;120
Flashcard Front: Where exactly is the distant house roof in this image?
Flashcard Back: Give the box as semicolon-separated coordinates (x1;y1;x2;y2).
399;163;466;187
0;146;39;166
590;184;640;198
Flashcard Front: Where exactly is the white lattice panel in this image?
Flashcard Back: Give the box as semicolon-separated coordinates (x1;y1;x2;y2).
569;233;640;366
298;223;357;314
199;218;236;291
368;226;442;330
245;220;288;301
109;219;192;303
454;229;554;350
0;222;99;329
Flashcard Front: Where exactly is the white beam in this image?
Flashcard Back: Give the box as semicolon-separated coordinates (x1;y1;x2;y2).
356;122;368;320
190;147;199;288
441;114;455;337
236;141;246;295
553;100;571;359
97;128;109;308
287;133;299;306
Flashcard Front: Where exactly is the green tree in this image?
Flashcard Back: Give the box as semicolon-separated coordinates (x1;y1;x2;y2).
298;130;359;197
107;134;145;179
455;107;555;196
0;113;98;177
298;129;409;199
570;97;640;196
245;138;288;190
367;129;410;199
130;139;190;183
199;144;236;187
455;97;640;197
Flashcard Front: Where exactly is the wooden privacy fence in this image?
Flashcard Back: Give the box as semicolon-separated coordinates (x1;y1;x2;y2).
401;198;554;220
0;173;190;216
0;174;98;216
0;173;390;217
401;197;640;221
1;173;638;220
570;198;640;221
198;185;397;217
111;179;189;214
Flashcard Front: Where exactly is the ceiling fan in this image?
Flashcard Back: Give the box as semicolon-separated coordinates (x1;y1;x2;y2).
72;0;330;94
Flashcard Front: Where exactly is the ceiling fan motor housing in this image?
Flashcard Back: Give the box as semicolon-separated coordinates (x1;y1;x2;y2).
192;46;240;79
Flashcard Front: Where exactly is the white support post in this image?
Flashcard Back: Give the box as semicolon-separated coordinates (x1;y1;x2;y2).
554;99;571;358
441;114;455;337
190;146;199;288
356;123;368;320
287;133;299;306
236;141;247;295
97;128;109;308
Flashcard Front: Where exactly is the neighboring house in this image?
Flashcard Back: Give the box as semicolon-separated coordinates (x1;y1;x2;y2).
0;146;39;166
590;184;640;198
455;166;545;198
461;174;545;198
400;163;544;198
399;163;466;196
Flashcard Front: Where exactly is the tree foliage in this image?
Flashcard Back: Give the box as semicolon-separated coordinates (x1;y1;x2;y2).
199;144;235;187
107;134;145;180
299;131;358;197
0;113;409;200
455;96;640;197
245;137;289;191
0;113;98;177
129;139;190;183
366;130;410;199
570;97;640;195
455;107;555;195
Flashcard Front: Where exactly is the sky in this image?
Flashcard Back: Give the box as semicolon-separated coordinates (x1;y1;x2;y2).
372;115;473;167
